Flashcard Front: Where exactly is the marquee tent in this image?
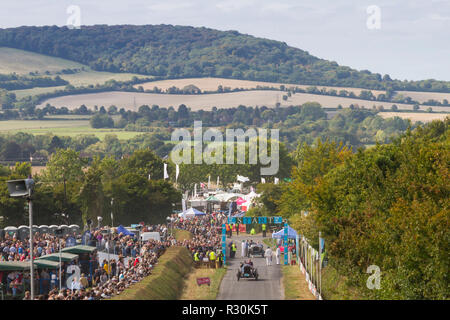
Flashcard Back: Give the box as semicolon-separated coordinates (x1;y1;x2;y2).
214;193;244;202
272;226;298;239
62;245;97;254
178;207;206;218
37;252;78;263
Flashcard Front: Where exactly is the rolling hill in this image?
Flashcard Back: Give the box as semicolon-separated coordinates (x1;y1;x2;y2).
0;47;149;93
0;25;448;92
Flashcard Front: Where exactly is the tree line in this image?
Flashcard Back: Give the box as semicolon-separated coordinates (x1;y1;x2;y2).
90;102;417;149
249;118;449;299
0;25;448;92
0;73;68;90
0;149;180;227
0;103;418;163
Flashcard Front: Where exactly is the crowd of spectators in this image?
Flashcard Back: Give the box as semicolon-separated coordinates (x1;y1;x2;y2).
1;213;225;300
173;212;226;268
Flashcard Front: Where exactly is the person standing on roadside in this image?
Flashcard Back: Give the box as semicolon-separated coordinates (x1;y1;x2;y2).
265;247;273;266
230;242;237;258
275;246;281;265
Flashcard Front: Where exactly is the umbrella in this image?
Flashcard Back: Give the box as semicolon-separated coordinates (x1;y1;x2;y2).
236;197;247;205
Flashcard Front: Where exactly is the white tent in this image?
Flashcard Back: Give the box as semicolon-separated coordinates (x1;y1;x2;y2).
213;192;245;202
244;191;260;201
178;207;206;218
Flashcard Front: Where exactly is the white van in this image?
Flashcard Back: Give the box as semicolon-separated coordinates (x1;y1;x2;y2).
140;232;161;242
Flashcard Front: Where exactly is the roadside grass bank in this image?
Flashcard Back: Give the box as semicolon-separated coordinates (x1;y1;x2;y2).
173;229;193;241
281;265;315;300
321;265;364;300
263;238;276;247
180;267;227;300
110;246;193;300
263;237;362;299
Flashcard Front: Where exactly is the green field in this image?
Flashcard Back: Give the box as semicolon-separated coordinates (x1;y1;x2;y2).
0;120;144;140
60;70;149;87
0;47;84;74
11;86;67;99
1;47;150;98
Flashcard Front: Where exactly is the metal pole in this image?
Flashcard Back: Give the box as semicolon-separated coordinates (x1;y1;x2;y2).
59;238;62;291
111;198;114;228
222;224;226;267
283;222;288;265
107;237;110;280
28;188;34;300
319;231;322;298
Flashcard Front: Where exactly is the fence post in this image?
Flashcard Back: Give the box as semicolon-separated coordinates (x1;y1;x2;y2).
319;231;322;298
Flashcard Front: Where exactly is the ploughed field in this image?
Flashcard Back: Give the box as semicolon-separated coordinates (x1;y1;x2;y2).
36;90;450;113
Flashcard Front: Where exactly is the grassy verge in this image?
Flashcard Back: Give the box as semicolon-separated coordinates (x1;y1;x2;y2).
110;246;193;300
173;229;193;241
180;267;227;300
321;265;364;300
281;265;315;300
263;238;276;247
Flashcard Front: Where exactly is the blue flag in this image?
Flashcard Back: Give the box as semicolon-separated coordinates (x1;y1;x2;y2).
66;237;76;247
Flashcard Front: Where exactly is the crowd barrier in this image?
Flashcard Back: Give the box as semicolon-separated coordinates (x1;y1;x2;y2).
296;236;323;300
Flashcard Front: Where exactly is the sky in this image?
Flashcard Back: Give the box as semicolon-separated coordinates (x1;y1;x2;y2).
0;0;449;81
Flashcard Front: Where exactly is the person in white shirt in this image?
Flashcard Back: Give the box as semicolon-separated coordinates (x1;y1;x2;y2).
241;240;246;257
265;247;273;266
71;277;81;291
275;246;281;265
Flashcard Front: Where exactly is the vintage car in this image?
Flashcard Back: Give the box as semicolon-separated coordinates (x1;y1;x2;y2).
237;263;259;281
248;243;265;258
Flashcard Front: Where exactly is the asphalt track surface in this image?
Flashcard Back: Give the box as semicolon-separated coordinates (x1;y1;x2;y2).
216;234;284;300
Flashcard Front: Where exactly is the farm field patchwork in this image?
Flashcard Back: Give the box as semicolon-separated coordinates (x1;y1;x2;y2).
36;90;450;112
0;120;144;140
11;86;67;99
0;47;84;74
59;70;149;87
392;90;450;104
378;112;449;123
1;47;149;94
134;77;450;104
134;77;387;96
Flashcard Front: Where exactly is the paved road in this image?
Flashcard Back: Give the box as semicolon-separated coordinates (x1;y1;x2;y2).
216;234;284;300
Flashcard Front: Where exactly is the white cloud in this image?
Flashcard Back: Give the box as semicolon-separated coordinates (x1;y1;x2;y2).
260;3;296;13
429;13;450;21
147;1;195;12
215;0;257;13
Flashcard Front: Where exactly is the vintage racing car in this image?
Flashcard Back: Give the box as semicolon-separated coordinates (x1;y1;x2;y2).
248;243;265;258
237;262;259;281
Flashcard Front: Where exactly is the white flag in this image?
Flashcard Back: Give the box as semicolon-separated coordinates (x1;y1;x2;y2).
148;174;151;180
274;177;279;184
175;164;179;182
164;163;169;180
261;178;266;184
237;175;249;183
217;176;220;187
194;184;197;197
